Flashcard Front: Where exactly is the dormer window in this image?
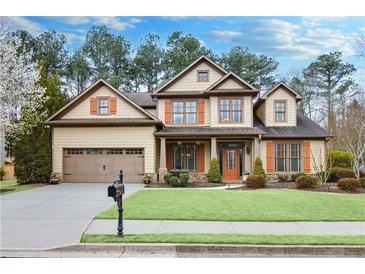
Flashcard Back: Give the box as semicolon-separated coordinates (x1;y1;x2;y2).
98;97;109;115
197;70;209;82
274;100;287;122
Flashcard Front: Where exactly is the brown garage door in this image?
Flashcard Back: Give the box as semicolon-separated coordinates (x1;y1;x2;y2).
63;148;144;183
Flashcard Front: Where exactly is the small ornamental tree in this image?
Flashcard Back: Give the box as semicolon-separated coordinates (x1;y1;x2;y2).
253;157;265;177
207;158;222;183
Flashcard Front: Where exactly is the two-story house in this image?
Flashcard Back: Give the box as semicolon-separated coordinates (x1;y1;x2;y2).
46;56;331;183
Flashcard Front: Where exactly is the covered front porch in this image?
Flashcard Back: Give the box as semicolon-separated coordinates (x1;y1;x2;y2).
155;127;265;182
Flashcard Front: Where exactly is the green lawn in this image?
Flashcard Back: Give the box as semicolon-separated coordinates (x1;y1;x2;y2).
97;189;365;221
0;180;47;195
81;234;365;245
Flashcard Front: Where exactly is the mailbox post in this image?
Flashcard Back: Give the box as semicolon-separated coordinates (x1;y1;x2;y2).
107;170;125;237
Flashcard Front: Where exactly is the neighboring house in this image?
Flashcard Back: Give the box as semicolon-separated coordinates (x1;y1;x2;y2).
46;56;331;183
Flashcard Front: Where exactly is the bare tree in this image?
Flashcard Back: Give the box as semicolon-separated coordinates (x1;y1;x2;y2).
337;99;365;178
311;148;333;187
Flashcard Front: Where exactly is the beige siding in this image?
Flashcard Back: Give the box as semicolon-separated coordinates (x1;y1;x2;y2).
62;86;146;119
210;96;253;127
256;102;266;124
265;87;297;126
215;78;243;89
157;99;165;122
52;126;156;175
166;62;225;92
310;140;326;173
260;140;267;172
204;141;211;173
145;108;157;117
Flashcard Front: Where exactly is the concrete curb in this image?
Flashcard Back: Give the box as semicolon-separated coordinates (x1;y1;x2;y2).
49;243;365;256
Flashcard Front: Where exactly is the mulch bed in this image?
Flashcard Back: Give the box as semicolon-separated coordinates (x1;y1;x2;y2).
144;182;226;188
237;181;365;194
0;188;15;193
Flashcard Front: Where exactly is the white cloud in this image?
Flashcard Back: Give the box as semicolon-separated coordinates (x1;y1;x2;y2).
59;16;90;25
359;27;365;32
90;16;137;30
63;32;85;42
208;30;245;41
10;16;46;35
128;18;142;24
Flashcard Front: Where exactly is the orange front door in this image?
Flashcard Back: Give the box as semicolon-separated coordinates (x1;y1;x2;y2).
223;148;239;180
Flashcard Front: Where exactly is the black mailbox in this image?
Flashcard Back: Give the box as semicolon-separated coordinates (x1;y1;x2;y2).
107;170;125;236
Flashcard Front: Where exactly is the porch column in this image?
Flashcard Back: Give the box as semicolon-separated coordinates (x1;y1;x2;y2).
159;137;167;182
252;137;260;166
210;137;217;160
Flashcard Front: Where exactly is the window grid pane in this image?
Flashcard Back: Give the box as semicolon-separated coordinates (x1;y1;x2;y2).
173;144;196;171
198;71;208;81
220;98;242;123
172;101;197;124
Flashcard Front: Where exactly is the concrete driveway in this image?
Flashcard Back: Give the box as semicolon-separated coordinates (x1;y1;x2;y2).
0;183;143;249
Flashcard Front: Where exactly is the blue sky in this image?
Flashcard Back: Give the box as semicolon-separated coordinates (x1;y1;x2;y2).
9;16;365;85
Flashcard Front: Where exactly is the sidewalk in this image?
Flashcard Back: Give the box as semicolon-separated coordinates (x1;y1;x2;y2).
86;220;365;235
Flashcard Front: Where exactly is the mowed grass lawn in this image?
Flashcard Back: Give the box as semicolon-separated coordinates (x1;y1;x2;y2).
0;180;46;195
97;189;365;221
82;234;365;245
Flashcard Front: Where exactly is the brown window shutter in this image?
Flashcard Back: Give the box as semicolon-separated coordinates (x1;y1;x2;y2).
110;96;117;115
166;143;173;171
303;141;311;173
198;99;205;124
165;100;172;125
90;97;97;115
197;143;205;172
266;141;273;173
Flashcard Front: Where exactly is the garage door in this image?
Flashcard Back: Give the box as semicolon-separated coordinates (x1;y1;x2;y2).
63;148;144;183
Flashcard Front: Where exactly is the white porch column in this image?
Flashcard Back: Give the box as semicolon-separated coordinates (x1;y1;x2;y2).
252;137;260;166
210;137;217;160
159;137;167;182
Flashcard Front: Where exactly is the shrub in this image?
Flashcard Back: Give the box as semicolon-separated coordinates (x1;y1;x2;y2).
328;150;353;168
169;169;181;177
328;167;341;182
315;171;331;183
164;172;173;184
179;173;189;187
253;157;265;177
168;176;179;187
276;174;289;182
0;166;5;181
359;178;365;189
337;178;360;193
337;168;355;179
360;170;365;178
207;158;222;183
295;175;317;189
291;172;306;182
180;169;189;174
246;175;266;189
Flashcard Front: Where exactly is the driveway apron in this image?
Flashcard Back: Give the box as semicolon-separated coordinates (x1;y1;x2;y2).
0;183;143;249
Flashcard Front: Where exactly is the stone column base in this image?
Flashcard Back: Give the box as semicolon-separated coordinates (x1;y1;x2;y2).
158;168;168;183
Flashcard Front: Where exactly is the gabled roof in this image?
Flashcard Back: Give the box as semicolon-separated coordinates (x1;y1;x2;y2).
261;82;302;100
204;72;258;92
123;92;156;108
46;79;160;123
254;82;302;110
153;55;227;93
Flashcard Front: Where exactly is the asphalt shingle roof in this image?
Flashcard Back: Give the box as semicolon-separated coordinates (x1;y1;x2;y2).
123;92;156;107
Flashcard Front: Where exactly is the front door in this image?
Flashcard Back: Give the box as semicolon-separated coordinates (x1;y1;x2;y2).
223;147;239;180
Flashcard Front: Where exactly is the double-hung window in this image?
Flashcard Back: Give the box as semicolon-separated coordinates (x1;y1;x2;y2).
274;143;301;172
172;100;197;124
275;100;286;122
219;98;242;123
98;98;109;115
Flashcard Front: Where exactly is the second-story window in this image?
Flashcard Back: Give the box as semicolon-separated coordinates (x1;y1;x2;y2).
98;98;109;115
197;70;209;82
275;100;287;122
172;100;197;124
219;98;242;123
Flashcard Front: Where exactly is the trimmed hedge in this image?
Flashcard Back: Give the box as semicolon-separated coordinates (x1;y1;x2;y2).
168;176;179;187
246;175;266;189
291;172;306;182
277;174;289;182
179;173;189;187
328;150;353;168
359;178;365;189
253;157;265;177
207;158;222;183
337;168;355;179
337;178;360;193
295;175;317;189
164;172;173;184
